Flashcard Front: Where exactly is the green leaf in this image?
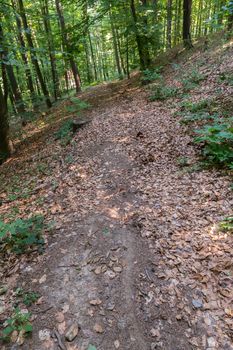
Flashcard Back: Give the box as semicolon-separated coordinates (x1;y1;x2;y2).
3;326;14;336
88;345;97;350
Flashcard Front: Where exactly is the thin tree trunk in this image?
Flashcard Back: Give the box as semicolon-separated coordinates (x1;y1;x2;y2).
55;0;81;93
167;0;173;48
42;0;60;100
0;22;26;117
183;0;193;48
18;0;52;107
130;0;150;70
109;9;122;77
0;85;11;162
88;32;98;81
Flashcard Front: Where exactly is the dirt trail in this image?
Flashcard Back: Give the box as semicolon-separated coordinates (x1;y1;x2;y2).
2;48;233;349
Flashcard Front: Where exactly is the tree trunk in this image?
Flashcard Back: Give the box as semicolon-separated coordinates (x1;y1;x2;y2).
42;0;60;100
55;0;81;93
12;0;35;102
183;0;193;48
18;0;52;108
228;1;233;30
0;21;26;118
167;0;173;48
130;0;150;70
110;9;122;77
0;83;10;162
88;32;98;81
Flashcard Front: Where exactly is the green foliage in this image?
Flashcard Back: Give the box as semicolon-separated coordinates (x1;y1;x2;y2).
54;120;73;145
217;72;233;86
0;216;45;254
181;70;205;92
219;216;233;232
1;308;32;342
141;67;162;84
180;99;210;113
194;119;233;168
15;288;40;307
149;84;180;101
65;98;90;114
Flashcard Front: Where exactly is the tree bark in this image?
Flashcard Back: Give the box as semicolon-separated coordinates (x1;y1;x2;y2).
55;0;81;93
130;0;150;70
0;85;11;162
167;0;173;48
12;0;35;101
18;0;52;108
41;0;60;100
183;0;193;48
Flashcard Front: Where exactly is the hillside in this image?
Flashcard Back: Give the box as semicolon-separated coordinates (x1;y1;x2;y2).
0;35;233;350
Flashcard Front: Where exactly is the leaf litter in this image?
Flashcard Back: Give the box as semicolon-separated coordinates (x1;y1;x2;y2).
0;38;232;349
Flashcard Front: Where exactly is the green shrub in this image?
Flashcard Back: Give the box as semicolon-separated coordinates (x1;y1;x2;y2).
219;216;233;232
1;308;32;342
194;120;233;168
217;73;233;86
0;216;45;254
54;120;73;145
149;85;180;101
181;70;205;92
15;288;40;307
65;97;90;114
141;68;162;84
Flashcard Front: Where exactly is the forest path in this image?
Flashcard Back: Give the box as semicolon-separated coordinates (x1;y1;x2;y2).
2;66;232;350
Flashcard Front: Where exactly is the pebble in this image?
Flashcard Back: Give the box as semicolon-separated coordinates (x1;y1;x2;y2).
39;329;51;341
207;337;216;347
65;323;79;342
93;323;104;333
192;299;203;309
114;340;120;348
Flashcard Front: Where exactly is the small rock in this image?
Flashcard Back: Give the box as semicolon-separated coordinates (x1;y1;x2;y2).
192;299;203;309
207;337;216;347
176;314;182;320
39;274;47;284
94;266;102;275
93;323;104;334
0;285;8;295
39;329;51;341
113;266;122;273
114;340;120;348
89;299;102;306
106;301;115;311
105;270;116;279
150;328;160;338
65;323;79;342
55;312;65;323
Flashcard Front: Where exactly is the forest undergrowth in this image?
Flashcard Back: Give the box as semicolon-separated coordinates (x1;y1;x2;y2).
0;34;233;350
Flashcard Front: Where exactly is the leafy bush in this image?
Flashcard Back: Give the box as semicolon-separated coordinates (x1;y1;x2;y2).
217;72;233;86
180;99;211;113
141;68;162;84
219;216;233;232
194;120;233;168
65;97;90;114
149;85;180;101
15;288;40;307
54;120;73;145
181;70;205;92
1;308;32;342
0;216;45;254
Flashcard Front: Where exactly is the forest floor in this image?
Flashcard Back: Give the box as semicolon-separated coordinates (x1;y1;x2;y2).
0;35;233;350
